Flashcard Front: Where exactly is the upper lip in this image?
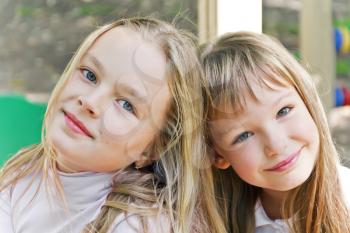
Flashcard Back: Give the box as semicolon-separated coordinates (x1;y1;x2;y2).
265;148;302;171
63;110;93;138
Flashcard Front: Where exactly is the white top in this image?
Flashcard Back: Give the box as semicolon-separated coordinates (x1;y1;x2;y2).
0;170;169;233
255;165;350;233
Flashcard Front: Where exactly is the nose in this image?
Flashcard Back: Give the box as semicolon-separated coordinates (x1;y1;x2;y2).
78;96;99;117
263;124;288;157
78;88;108;118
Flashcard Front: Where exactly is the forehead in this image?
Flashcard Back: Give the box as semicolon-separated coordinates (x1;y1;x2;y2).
87;26;168;88
210;79;298;121
211;73;290;113
209;82;298;137
82;26;167;99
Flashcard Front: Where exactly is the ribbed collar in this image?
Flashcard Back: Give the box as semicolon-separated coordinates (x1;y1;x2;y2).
57;171;114;212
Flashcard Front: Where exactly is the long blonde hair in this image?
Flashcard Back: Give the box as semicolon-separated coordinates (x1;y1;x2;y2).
201;31;350;233
0;17;225;233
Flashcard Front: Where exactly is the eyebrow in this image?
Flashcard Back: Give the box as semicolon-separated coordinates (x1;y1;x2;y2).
84;54;148;103
115;82;148;104
209;119;240;136
213;89;295;136
84;53;106;76
270;89;295;106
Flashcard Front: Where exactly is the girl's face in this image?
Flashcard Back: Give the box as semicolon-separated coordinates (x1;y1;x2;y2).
210;79;320;192
48;27;171;173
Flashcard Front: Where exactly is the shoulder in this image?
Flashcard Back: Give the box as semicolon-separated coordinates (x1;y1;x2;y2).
338;165;350;207
0;187;11;212
108;212;171;233
0;170;43;217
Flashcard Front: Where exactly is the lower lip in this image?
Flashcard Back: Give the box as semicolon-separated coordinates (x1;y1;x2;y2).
266;150;301;172
64;113;90;137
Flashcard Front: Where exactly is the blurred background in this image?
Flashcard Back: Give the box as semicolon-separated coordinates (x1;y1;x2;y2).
262;0;350;167
0;0;349;167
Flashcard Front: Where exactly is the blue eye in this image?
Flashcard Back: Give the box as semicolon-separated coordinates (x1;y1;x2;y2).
117;99;135;114
277;106;292;118
233;131;253;144
82;69;97;84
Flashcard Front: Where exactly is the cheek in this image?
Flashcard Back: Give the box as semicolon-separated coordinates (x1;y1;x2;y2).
131;122;159;147
224;145;262;177
289;110;319;145
98;140;139;164
46;107;65;142
102;121;157;158
149;86;171;130
46;117;58;145
54;70;97;105
102;105;139;137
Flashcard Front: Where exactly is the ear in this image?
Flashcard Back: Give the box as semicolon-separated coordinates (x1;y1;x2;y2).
213;151;231;169
134;148;159;169
134;154;153;169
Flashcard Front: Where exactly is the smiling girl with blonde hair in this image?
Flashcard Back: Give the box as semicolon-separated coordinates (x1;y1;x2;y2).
201;31;350;233
0;17;225;233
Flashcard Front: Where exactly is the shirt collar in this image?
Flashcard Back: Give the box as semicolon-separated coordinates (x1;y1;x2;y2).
255;199;289;229
255;199;274;227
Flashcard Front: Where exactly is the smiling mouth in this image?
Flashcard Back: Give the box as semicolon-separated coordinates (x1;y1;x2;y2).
265;148;302;172
63;110;93;138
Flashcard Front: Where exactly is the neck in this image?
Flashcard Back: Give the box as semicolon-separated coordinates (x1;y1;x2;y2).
57;160;78;173
260;189;289;220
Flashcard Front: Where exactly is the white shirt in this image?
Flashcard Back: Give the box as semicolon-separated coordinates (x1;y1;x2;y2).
0;170;169;233
255;165;350;233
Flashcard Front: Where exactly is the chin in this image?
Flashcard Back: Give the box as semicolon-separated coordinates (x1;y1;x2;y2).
275;178;309;191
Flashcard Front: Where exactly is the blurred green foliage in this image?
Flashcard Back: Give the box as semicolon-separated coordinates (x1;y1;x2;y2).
0;95;46;166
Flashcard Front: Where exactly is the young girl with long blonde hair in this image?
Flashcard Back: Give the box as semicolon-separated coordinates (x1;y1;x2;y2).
201;31;350;233
0;17;225;233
